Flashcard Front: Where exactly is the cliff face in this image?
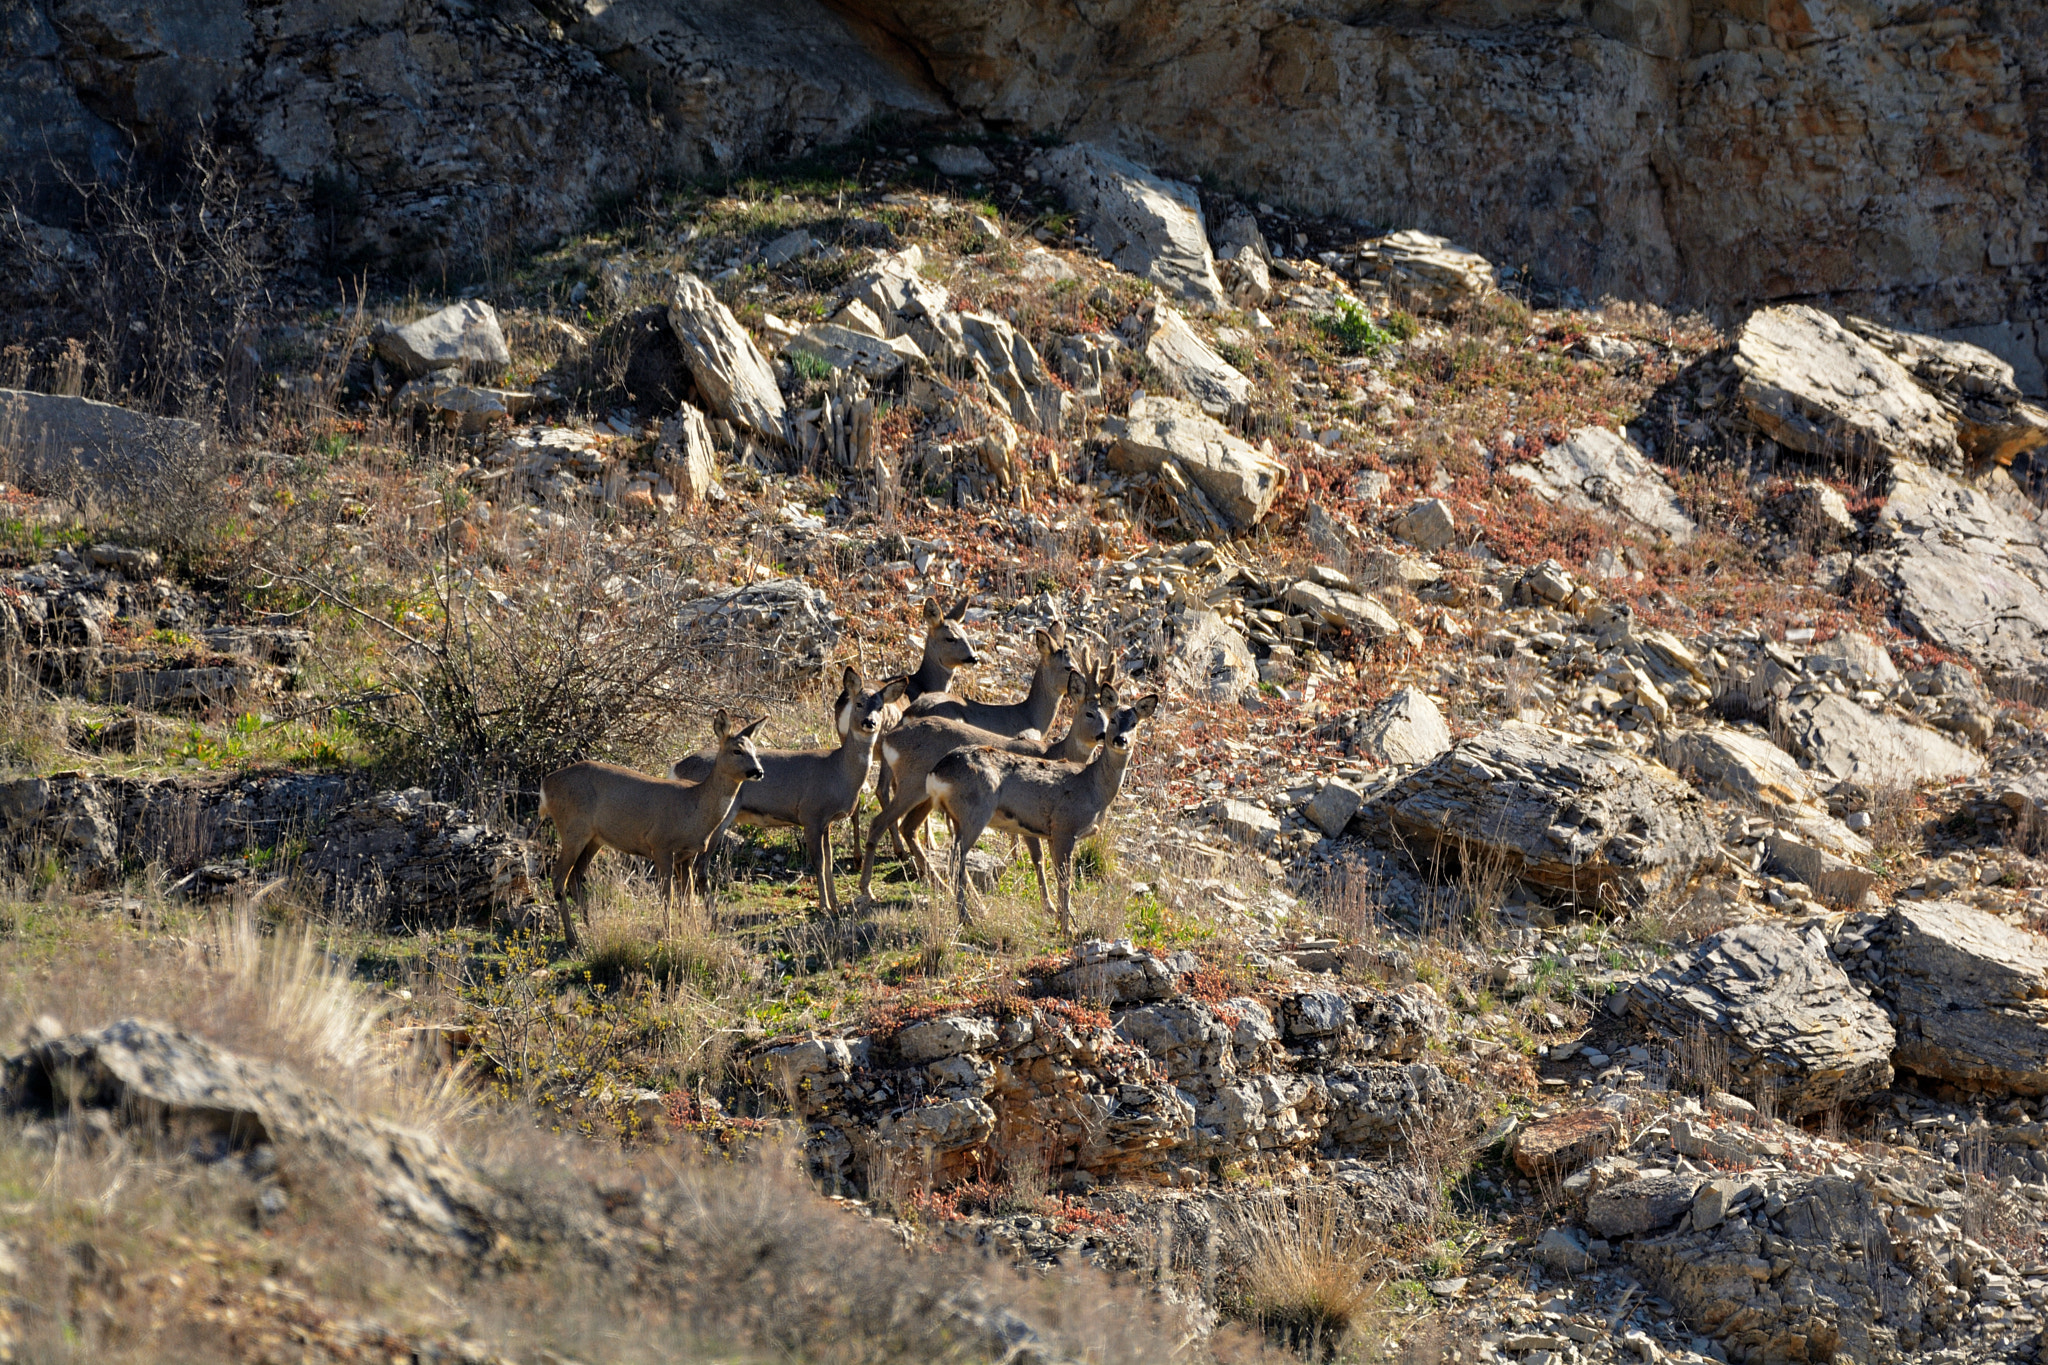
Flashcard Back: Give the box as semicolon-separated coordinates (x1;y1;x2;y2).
837;0;2047;372
4;0;2043;381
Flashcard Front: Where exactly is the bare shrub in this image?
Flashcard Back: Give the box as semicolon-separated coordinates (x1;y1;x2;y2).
1223;1187;1384;1359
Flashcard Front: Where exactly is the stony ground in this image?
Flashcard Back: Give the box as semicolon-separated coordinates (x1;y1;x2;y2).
4;132;2048;1365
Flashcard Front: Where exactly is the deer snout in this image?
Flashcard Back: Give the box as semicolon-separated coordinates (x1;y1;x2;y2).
743;760;766;781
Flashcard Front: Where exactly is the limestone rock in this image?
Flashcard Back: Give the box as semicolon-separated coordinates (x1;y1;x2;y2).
667;273;789;448
1505;426;1693;543
1846;316;2048;467
1511;1108;1621;1176
1280;580;1400;639
1659;724;1811;809
1732;305;1959;469
895;1015;999;1063
1304;780;1364;837
845;246;951;334
1380;724;1717;899
1044;942;1195;1006
1387;498;1456;551
1867;458;2048;687
1764;830;1874;907
1532;1227;1596;1276
1035;143;1227;310
2;1020;501;1261
1206;798;1278;848
1140;307;1251;417
785;323;923;380
1877;901;2048;1095
1627;923;1894;1117
1105;396;1285;531
1169;606;1259;703
1770;691;1983;786
0;389;202;485
1351;686;1452;768
1769;480;1858;549
927;144;996;178
390;377;531;431
372;301;509;380
1350;231;1497;315
1802;630;1899;688
1587;1173;1702;1239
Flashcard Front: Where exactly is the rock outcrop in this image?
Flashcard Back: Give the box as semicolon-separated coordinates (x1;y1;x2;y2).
0;389;202;486
1505;426;1694;543
372;302;510;381
1770;691;1983;787
1377;724;1718;901
1104;396;1285;533
1733;306;1959;470
1034;143;1227;310
668;274;790;448
1627;923;1895;1117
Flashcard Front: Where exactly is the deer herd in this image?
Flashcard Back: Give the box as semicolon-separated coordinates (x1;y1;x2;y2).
537;598;1163;949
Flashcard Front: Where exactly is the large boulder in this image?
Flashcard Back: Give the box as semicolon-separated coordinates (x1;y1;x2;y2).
1035;143;1227;309
1869;901;2048;1095
667;273;789;447
1104;396;1285;531
1505;426;1693;543
0;389;203;485
1733;305;1959;470
1627;922;1895;1117
1867;458;2048;688
1659;724;1811;810
1378;724;1717;900
1139;307;1251;417
1168;606;1260;703
1351;686;1452;768
1846;316;2048;467
1770;691;1983;786
372;300;510;380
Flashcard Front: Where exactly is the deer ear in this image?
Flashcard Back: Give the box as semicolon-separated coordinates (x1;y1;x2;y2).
880;677;908;704
923;598;942;623
945;597;968;621
1134;693;1161;719
738;717;766;740
1033;629;1052;656
841;665;861;696
1066;669;1086;697
712;708;731;739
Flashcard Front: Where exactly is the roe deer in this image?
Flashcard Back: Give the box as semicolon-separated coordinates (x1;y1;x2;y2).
901;622;1075;737
538;709;764;947
906;596;979;701
671;667;906;915
855;647;1117;901
925;694;1160;934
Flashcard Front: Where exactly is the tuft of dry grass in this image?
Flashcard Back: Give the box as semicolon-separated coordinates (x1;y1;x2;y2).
1224;1187;1386;1360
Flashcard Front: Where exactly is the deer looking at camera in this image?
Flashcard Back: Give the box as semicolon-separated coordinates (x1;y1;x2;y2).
538;709;764;947
671;668;906;915
924;694;1161;934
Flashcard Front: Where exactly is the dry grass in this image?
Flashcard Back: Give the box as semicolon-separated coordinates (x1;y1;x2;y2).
1223;1188;1387;1360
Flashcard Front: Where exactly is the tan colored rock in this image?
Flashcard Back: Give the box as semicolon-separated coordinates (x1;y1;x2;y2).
1733;306;1959;469
1847;316;2048;467
654;405;719;506
1281;580;1400;639
1511;1108;1621;1177
1105;396;1285;531
667;273;789;448
1351;687;1451;768
1351;230;1498;315
784;323;923;380
1659;724;1810;809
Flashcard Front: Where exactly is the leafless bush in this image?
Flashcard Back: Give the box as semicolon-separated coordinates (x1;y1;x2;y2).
1222;1187;1384;1359
1671;1018;1733;1100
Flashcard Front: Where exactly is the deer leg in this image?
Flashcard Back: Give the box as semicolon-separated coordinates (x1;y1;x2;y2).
949;810;992;926
876;762;911;861
901;797;938;881
1050;834;1077;938
551;838;593;948
858;782;923;900
807;820;834;918
654;851;678;940
1024;836;1054;917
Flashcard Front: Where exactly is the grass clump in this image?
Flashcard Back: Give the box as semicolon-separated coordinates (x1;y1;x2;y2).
1315;299;1395;357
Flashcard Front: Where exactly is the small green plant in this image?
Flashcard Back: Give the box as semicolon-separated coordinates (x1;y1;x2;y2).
1314;298;1394;356
790;350;835;383
1385;308;1420;342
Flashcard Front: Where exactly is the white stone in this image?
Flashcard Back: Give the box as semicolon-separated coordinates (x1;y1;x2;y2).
1141;307;1251;416
1036;143;1228;309
1105;396;1286;530
372;300;510;380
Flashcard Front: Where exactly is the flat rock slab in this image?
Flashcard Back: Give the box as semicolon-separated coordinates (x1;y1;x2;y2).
1771;691;1983;786
667;273;789;447
1511;1107;1621;1176
1880;901;2048;1094
1506;426;1693;543
1036;143;1227;309
1350;230;1497;314
1380;723;1717;899
1587;1173;1703;1238
372;299;509;380
1870;459;2048;688
0;389;203;483
1105;395;1285;530
1628;922;1894;1117
1734;304;1958;469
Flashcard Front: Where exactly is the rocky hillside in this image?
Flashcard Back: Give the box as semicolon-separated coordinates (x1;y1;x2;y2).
4;24;2048;1365
5;0;2045;381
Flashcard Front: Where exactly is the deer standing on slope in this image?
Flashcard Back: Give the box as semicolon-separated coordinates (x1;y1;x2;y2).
671;668;906;915
924;694;1161;935
537;709;764;947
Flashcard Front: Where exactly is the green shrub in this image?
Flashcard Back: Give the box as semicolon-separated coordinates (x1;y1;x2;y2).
1314;298;1395;356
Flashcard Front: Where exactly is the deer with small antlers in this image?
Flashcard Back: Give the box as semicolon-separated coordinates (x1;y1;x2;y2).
856;645;1117;901
537;709;764;947
671;668;906;915
924;693;1161;934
